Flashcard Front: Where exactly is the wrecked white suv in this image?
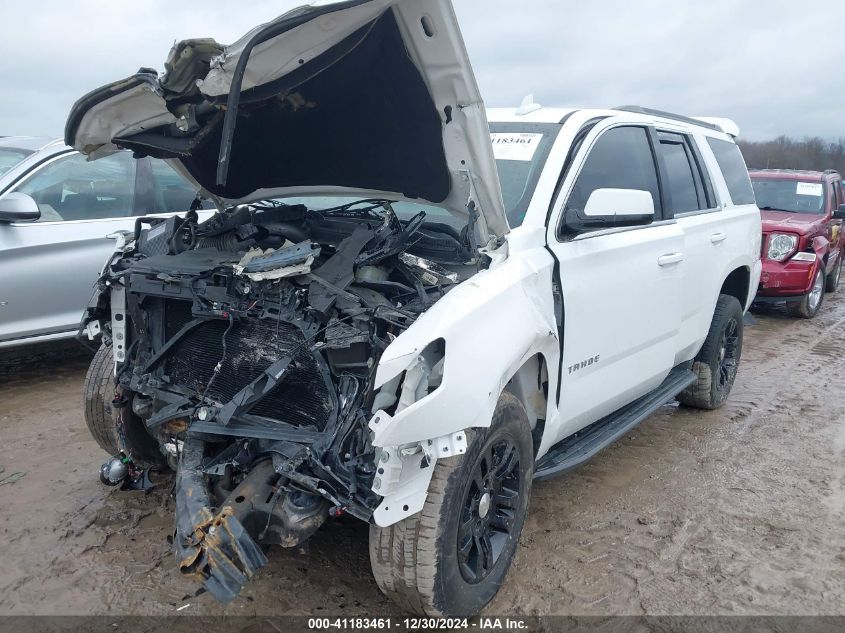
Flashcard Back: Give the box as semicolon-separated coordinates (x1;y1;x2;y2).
69;0;762;617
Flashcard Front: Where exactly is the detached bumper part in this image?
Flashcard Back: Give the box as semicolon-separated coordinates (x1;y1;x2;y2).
177;509;267;605
173;436;327;603
174;439;267;603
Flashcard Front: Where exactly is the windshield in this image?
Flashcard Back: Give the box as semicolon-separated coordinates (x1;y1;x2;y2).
751;177;826;215
0;147;33;178
490;122;560;227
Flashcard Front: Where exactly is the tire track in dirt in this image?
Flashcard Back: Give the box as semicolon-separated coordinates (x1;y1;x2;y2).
1;297;844;615
490;294;845;616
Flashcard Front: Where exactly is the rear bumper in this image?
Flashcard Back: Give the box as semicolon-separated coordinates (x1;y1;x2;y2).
755;257;819;298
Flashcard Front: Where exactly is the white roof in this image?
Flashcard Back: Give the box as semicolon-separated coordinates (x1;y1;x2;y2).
486;107;576;124
487;105;739;137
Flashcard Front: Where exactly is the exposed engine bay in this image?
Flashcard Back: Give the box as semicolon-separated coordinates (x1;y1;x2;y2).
84;198;482;602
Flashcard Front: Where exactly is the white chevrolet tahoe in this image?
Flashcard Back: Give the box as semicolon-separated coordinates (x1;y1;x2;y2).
68;0;762;617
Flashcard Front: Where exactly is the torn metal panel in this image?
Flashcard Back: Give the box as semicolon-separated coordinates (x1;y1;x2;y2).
174;441;269;603
174;440;329;603
399;253;459;285
369;244;559;450
367;428;467;526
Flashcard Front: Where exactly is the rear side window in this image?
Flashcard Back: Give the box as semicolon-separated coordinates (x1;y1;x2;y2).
657;133;705;214
706;138;755;205
565;126;662;217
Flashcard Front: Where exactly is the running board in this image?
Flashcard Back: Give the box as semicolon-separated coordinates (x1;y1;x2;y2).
534;365;696;481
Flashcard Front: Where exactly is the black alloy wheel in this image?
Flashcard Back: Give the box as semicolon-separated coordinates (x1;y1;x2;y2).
717;316;740;396
457;437;522;584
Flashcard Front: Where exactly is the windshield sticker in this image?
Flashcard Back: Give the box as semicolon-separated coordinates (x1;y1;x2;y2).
796;182;823;197
490;133;543;161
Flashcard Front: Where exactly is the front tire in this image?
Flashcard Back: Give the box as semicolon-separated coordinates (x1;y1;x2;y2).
825;256;842;293
83;344;120;456
369;392;534;616
788;265;825;318
83;344;165;468
678;294;744;410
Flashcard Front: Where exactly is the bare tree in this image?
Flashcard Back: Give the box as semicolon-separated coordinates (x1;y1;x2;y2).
739;137;845;175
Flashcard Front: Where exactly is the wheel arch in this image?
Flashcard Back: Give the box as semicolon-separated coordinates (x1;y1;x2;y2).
503;352;549;458
720;265;751;311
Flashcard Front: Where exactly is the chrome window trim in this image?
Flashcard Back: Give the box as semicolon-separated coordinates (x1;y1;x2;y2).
674;205;722;219
570;218;678;241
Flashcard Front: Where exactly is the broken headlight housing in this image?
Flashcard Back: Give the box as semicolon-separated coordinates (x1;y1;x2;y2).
372;339;446;414
767;233;798;262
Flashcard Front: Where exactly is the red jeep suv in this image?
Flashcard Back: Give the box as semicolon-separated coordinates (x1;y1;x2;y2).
750;169;845;317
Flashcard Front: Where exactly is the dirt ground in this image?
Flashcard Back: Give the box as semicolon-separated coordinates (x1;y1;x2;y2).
1;294;843;618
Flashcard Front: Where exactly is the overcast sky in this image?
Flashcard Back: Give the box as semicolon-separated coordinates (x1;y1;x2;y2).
1;0;841;141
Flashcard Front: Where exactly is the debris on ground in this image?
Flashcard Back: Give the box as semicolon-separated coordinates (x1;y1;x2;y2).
0;466;26;486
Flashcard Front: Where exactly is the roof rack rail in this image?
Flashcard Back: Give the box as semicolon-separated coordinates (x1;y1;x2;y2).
612;105;720;131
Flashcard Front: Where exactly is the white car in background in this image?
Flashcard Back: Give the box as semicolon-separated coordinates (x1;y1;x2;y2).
0;136;206;349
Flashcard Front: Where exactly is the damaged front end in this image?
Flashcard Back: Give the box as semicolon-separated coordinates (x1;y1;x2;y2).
85;199;477;602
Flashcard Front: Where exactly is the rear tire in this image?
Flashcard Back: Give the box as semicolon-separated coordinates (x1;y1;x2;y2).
678;294;744;410
369;392;534;616
788;266;825;318
825;256;842;293
83;344;120;456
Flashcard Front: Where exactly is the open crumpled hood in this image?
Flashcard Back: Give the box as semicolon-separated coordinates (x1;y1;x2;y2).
64;0;508;238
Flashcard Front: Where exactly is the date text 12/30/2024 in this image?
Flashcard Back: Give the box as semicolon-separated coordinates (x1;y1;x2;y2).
307;617;529;630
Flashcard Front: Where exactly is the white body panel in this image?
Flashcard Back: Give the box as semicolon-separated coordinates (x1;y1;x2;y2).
548;223;684;441
369;107;761;526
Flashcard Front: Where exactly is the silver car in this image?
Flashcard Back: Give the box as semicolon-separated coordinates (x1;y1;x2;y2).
0;136;203;349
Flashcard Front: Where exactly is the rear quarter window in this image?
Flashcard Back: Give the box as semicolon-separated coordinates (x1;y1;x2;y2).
706;137;755;205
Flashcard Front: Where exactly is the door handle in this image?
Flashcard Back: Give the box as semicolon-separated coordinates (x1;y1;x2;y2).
710;232;728;244
657;252;684;266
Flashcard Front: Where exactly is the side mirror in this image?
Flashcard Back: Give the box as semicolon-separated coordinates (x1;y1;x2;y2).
834;203;845;220
566;188;654;232
0;192;40;222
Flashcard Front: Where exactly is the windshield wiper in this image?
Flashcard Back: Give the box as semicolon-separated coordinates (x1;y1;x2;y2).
320;198;396;219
